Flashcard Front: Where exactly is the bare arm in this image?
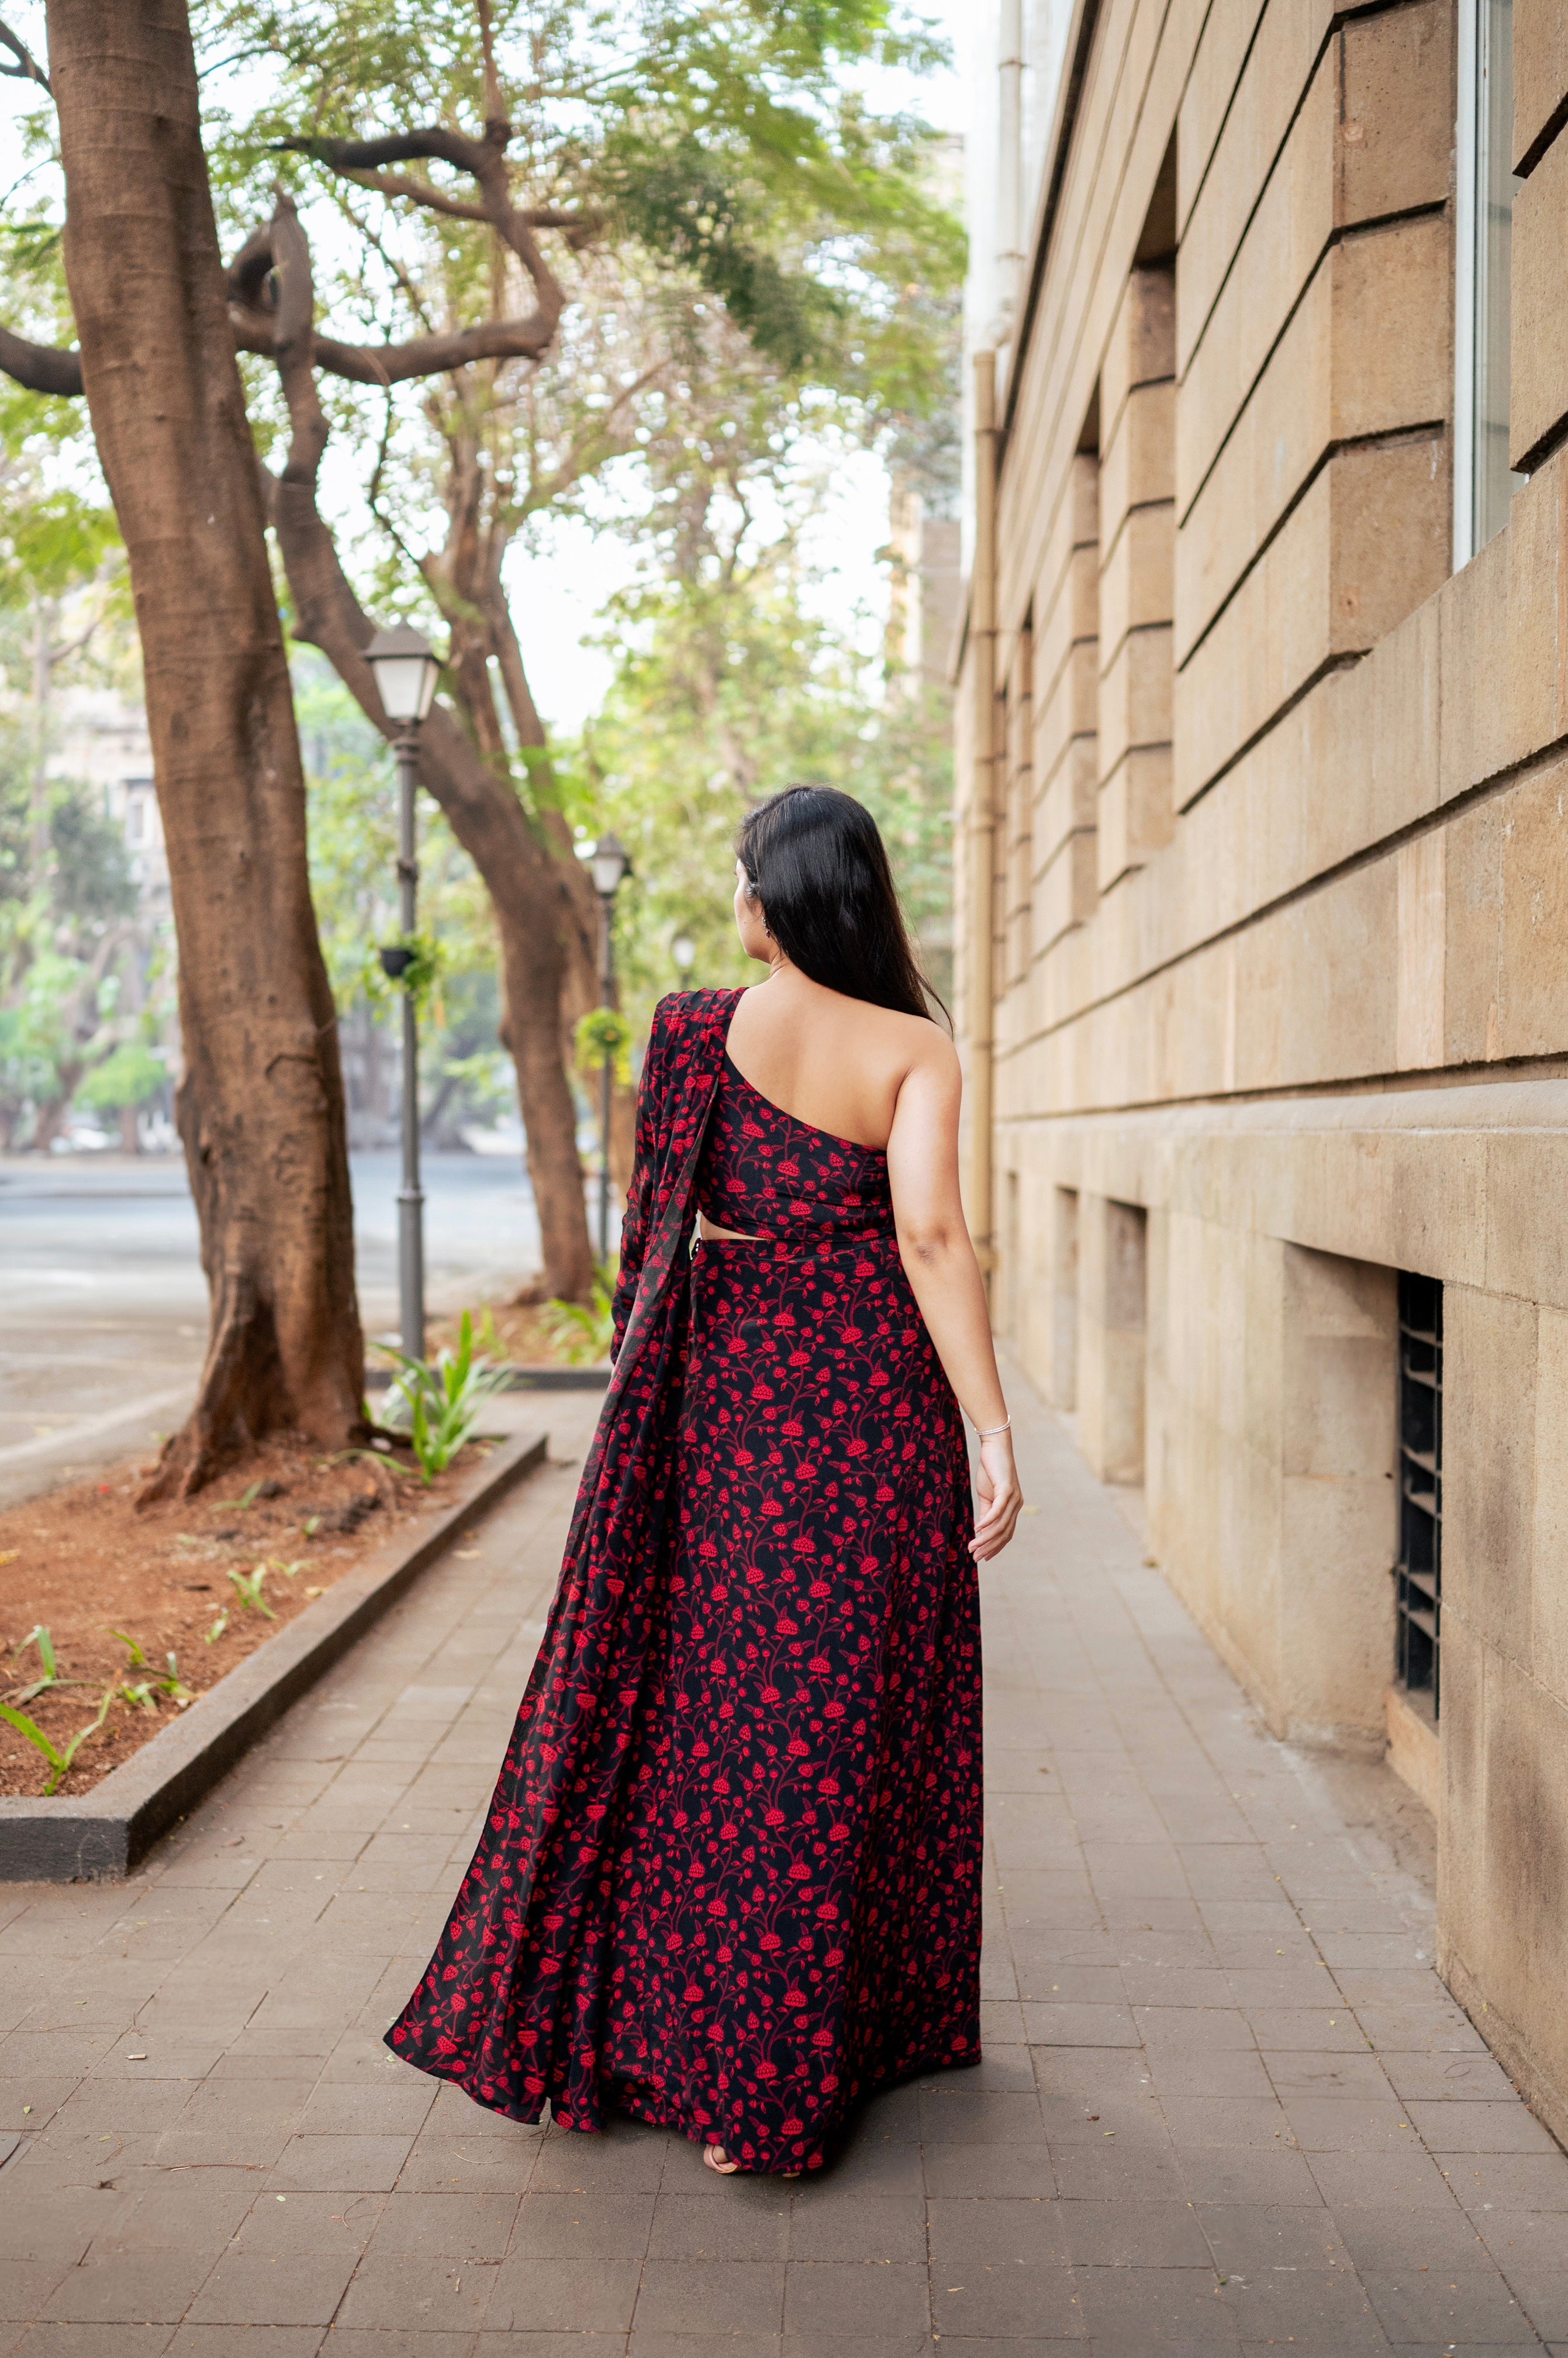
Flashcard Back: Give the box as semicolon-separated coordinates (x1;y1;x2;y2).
886;1039;1023;1563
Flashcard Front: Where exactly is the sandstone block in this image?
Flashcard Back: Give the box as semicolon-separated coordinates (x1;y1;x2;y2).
1100;500;1176;663
1279;1474;1395;1737
1098;746;1176;892
1338;0;1452;218
1035;538;1099;705
1179;0;1270;235
1077;1194;1149;1484
1101;267;1176;454
1442;1284;1536;1667
1179;5;1451;505
1032;636;1097;787
1443;753;1568;1068
1180;0;1334;370
1101;380;1177;544
1050;1182;1082;1408
1531;1306;1568;1702
1511;131;1568;470
1474;1650;1568;2099
1034;730;1099;856
1032;821;1099;953
1176;213;1450;665
1070;446;1100;546
1396;828;1446;1071
1175;437;1448;808
1514;0;1568;170
1100;624;1175;785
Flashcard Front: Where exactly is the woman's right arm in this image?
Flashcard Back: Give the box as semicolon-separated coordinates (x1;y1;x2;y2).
885;1036;1023;1563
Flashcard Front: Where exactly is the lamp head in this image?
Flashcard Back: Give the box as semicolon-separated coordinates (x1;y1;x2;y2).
671;932;696;973
590;831;632;899
364;622;440;726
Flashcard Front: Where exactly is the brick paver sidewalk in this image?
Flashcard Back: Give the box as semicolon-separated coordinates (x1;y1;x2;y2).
1;1376;1564;2355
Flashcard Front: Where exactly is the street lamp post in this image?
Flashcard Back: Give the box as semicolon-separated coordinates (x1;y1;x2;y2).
671;931;696;982
589;833;632;1263
364;623;441;1361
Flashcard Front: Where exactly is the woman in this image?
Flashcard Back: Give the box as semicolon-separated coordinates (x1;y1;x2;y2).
387;785;1023;2176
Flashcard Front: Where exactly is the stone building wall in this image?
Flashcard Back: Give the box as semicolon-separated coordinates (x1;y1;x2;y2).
956;0;1568;2146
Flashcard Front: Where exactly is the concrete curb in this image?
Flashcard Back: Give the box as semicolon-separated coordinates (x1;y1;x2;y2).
0;1428;548;1884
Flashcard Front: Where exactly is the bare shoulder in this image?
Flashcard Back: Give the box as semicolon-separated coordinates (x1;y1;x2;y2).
892;1011;959;1090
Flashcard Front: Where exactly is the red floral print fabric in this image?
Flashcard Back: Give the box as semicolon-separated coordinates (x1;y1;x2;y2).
386;991;982;2173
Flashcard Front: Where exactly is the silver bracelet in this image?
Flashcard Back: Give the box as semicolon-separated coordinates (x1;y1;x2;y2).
975;1415;1011;1437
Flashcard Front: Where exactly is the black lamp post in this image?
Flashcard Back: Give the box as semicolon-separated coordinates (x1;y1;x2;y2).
364;622;440;1360
589;832;632;1263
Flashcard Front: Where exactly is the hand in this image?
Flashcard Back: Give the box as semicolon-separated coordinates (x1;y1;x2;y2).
970;1429;1023;1563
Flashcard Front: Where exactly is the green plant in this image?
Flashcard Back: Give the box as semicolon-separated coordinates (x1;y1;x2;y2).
206;1610;230;1645
367;930;443;1013
538;1263;617;1367
377;1310;508;1484
8;1624;61;1705
212;1479;263;1513
5;1626;92;1707
0;1688;113;1795
114;1635;195;1710
227;1565;277;1619
574;1007;633;1085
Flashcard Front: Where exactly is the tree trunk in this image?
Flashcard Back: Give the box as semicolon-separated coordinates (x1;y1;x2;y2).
486;593;637;1194
267;472;596;1303
47;0;363;1497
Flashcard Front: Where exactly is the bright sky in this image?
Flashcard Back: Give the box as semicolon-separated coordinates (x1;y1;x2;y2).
506;2;972;730
0;0;972;735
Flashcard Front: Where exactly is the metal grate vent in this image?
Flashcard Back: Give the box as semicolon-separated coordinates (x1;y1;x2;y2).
1394;1270;1443;1714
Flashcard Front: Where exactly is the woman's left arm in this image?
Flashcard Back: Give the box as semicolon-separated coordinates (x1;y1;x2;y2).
886;1038;1023;1563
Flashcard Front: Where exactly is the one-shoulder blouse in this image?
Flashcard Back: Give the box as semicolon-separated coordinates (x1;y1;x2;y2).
694;1054;894;1243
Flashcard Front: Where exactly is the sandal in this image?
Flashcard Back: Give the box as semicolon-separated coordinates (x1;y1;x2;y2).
703;2142;802;2180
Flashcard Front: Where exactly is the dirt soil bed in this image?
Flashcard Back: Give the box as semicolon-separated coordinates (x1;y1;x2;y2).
0;1437;481;1800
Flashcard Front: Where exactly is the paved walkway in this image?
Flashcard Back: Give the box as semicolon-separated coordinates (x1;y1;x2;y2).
1;1375;1565;2356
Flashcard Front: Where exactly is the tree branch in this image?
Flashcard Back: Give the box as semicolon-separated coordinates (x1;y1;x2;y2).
267;189;328;484
278;115;568;352
0;323;81;396
331;168;490;223
0;18;50;94
227;286;554;384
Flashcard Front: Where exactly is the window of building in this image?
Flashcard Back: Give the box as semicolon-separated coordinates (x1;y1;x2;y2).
1394;1271;1443;1714
1455;0;1522;561
126;793;145;845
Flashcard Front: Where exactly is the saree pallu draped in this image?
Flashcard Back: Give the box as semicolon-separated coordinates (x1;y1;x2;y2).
386;987;983;2174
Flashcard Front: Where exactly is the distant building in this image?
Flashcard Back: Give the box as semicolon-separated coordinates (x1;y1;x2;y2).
955;0;1568;2150
886;484;961;693
54;684;170;925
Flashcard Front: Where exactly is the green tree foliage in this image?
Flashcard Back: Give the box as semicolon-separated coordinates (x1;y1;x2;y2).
577;545;954;1039
196;0;961;860
75;1038;166;1113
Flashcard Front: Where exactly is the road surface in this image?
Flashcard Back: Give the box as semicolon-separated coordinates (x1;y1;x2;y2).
0;1149;544;1506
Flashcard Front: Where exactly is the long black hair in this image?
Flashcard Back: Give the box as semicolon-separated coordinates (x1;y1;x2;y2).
735;785;940;1022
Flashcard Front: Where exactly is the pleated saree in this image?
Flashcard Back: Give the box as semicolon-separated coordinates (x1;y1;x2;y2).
388;986;983;2173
